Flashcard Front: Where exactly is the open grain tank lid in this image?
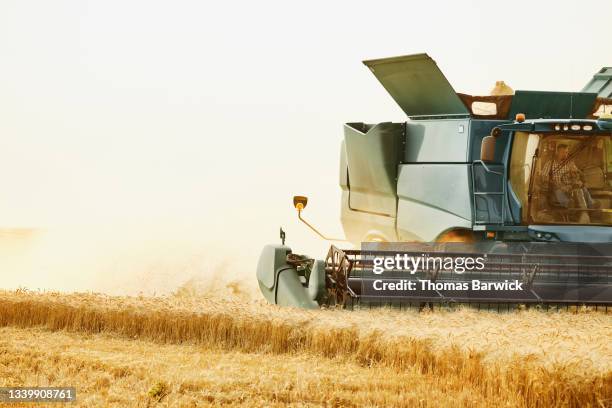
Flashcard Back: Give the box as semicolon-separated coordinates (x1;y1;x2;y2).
364;54;612;120
363;53;470;119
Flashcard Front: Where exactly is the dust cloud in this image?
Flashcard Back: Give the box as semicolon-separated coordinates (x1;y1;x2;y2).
0;225;259;299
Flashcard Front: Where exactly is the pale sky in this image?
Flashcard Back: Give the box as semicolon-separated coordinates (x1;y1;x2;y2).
1;0;610;284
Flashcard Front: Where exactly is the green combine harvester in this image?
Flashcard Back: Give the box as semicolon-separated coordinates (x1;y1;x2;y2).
257;54;612;310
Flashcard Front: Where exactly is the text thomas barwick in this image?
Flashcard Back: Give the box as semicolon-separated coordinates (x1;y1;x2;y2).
371;279;524;291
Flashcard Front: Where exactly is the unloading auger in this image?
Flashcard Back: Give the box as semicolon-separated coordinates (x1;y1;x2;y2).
257;54;612;310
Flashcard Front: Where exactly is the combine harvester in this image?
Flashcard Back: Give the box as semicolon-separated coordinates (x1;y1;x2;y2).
257;54;612;310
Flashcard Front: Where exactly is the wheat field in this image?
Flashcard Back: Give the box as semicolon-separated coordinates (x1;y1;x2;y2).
0;289;610;407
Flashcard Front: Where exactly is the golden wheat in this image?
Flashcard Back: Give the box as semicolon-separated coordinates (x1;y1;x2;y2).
0;290;610;407
0;326;520;407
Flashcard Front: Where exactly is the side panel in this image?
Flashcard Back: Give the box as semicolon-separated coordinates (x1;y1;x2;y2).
344;122;403;216
404;119;470;163
340;190;398;244
396;164;472;241
396;200;472;241
340;134;398;244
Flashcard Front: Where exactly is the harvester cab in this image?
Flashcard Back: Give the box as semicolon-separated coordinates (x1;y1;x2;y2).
257;54;612;310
